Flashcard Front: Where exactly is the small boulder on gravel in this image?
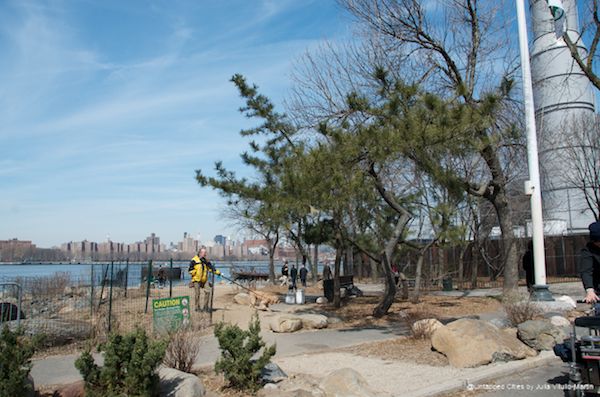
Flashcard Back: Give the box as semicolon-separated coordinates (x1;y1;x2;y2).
316;297;328;304
261;362;288;383
517;320;566;351
270;315;303;333
319;368;378;397
158;366;205;397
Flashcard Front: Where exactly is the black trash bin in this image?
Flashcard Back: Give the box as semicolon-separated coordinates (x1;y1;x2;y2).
442;277;453;291
323;279;334;302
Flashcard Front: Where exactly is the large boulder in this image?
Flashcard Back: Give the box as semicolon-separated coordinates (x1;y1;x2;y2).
319;368;378;397
55;381;85;397
431;319;536;368
411;319;443;338
517;320;566;351
298;314;328;329
9;318;91;346
158;366;205;397
270;315;303;333
233;292;251;306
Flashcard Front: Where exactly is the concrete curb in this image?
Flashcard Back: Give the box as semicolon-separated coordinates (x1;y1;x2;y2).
407;351;558;397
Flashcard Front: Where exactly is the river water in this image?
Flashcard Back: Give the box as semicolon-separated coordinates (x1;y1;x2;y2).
0;261;273;287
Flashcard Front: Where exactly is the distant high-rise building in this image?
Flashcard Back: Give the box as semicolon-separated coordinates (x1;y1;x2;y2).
144;233;160;253
179;232;199;254
60;240;98;260
214;235;226;246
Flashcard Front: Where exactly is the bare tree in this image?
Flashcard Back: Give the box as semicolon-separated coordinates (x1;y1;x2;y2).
563;0;600;90
560;115;600;220
289;0;524;293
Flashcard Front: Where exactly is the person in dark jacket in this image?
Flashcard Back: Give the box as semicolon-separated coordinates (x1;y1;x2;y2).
522;240;534;292
579;221;600;303
290;264;298;290
299;264;308;287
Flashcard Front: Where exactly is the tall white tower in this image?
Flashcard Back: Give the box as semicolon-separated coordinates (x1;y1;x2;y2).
530;0;596;232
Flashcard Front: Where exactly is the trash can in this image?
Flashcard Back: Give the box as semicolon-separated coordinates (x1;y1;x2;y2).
295;289;305;305
285;292;296;304
442;277;453;291
323;279;334;302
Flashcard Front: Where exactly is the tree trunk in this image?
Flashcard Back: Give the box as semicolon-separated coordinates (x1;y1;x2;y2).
471;242;479;289
411;252;425;303
333;244;342;308
494;193;519;293
370;258;379;282
373;252;397;317
267;237;276;284
356;253;363;280
312;244;319;282
345;246;353;276
373;214;407;318
458;245;465;288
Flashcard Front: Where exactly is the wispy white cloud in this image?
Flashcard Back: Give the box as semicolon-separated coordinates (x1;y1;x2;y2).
0;0;344;247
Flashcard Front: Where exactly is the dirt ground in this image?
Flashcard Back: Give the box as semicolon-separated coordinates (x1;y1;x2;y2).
191;282;503;396
33;281;504;396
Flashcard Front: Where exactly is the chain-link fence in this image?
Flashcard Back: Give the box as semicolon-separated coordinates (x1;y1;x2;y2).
0;260;214;346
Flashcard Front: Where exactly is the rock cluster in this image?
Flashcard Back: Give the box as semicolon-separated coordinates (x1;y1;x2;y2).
259;367;381;397
269;314;329;333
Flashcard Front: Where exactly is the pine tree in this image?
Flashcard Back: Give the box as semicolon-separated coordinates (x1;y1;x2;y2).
214;313;276;392
75;328;166;397
0;326;36;397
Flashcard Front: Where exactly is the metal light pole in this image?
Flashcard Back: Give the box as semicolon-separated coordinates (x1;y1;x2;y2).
516;0;553;300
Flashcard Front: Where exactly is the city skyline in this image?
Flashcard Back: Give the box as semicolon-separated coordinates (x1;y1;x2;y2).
0;1;347;248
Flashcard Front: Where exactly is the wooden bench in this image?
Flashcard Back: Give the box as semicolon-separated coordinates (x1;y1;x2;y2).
323;275;362;301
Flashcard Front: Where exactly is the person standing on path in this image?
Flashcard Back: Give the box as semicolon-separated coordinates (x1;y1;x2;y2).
290;264;298;291
579;221;600;303
280;260;289;286
299;264;308;287
522;240;535;292
189;248;220;312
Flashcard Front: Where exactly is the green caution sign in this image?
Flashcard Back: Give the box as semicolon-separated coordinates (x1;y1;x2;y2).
152;296;190;333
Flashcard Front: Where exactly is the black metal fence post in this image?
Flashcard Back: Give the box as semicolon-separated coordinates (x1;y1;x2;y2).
108;261;114;333
144;260;153;314
169;258;173;298
124;258;129;298
90;263;94;316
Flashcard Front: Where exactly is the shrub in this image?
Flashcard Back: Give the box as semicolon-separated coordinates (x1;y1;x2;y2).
0;326;37;397
75;328;166;397
214;313;276;392
503;293;542;327
163;327;201;373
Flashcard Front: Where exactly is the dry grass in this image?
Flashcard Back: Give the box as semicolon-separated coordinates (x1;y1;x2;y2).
196;367;254;397
15;272;72;299
321;294;501;330
503;301;542;326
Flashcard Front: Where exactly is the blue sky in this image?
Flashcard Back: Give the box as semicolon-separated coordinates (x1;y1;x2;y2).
0;0;347;248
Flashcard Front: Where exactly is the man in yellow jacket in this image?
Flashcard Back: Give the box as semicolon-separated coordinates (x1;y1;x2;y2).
189;247;221;312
